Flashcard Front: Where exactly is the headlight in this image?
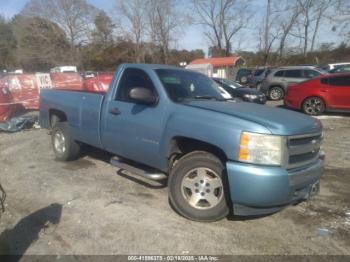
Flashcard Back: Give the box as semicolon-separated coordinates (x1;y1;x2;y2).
243;94;258;100
238;132;284;165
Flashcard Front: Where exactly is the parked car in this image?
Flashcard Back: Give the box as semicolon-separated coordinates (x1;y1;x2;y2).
260;66;325;100
284;73;350;115
213;78;266;104
319;62;350;71
248;67;272;89
81;71;96;79
40;63;324;222
329;64;350;74
235;68;253;84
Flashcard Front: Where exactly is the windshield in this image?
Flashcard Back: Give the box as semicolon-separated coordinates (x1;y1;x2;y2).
156;69;224;102
330;66;350;73
220;78;242;88
254;69;265;76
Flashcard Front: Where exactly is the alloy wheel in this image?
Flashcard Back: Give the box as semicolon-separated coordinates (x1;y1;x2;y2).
181;167;224;210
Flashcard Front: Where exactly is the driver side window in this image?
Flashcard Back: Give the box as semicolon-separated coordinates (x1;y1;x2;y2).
116;68;157;102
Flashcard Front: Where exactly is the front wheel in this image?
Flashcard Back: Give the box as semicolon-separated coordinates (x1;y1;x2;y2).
269;86;284;100
302;97;325;115
52;122;81;161
168;151;229;222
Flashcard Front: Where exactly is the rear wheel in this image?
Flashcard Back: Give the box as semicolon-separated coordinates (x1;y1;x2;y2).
168;151;229;222
52;122;81;161
269;86;284;100
302;97;325;115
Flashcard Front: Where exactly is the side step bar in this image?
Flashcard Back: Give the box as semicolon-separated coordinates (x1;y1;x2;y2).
110;157;167;181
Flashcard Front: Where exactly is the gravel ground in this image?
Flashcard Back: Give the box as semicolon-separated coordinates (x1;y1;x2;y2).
0;102;349;256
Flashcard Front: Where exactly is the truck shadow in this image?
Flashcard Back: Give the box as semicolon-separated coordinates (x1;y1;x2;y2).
80;145;113;163
0;203;62;259
227;212;277;221
81;145;168;189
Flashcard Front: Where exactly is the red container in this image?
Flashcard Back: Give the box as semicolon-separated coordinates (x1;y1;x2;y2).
83;73;113;93
0;85;16;122
51;73;84;90
0;74;40;110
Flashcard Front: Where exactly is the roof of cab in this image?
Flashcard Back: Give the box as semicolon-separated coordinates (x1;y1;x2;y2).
121;63;181;70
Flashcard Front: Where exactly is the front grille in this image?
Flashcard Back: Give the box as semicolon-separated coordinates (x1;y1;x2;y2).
286;133;322;169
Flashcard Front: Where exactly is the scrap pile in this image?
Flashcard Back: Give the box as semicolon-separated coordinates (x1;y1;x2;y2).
0;72;113;123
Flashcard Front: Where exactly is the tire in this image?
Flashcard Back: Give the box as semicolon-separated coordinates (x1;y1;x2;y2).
269;86;284;100
302;97;325;115
51;122;80;161
168;151;230;222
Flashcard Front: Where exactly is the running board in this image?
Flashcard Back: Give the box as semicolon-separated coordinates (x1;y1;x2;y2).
110;157;167;181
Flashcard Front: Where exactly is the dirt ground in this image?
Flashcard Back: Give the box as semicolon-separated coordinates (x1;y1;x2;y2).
0;102;349;256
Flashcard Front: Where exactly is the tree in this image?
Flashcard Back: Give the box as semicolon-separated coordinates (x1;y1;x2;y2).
12;15;71;71
21;0;99;48
296;0;332;57
116;0;147;62
0;16;16;70
334;0;350;43
92;11;115;47
208;46;226;57
146;0;182;64
276;1;301;58
168;49;205;65
309;0;332;52
193;0;251;56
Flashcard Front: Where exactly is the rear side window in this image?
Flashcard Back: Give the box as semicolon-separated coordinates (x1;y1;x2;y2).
304;70;321;78
285;70;302;78
116;68;158;102
274;70;284;77
329;76;350;87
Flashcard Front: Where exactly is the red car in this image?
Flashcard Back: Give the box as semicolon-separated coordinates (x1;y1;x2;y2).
284;73;350;115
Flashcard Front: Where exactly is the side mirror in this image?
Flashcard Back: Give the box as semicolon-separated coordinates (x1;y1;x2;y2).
129;87;157;105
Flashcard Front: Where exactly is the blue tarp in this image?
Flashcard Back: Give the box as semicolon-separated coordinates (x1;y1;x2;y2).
0;116;38;133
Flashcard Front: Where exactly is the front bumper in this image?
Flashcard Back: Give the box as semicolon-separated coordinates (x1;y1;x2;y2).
226;157;324;216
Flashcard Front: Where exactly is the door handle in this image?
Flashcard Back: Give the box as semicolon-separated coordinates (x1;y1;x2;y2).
320;89;328;93
109;107;121;115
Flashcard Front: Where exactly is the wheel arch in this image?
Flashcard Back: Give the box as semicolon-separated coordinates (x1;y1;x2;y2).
49;109;68;128
269;85;285;93
167;136;228;171
301;95;328;110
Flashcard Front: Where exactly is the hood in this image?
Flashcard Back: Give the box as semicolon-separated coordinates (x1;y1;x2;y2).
184;100;322;136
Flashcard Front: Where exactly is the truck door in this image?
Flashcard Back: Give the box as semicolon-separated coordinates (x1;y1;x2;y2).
101;67;166;169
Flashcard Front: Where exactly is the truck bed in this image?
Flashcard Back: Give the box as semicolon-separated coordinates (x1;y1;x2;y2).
40;89;105;148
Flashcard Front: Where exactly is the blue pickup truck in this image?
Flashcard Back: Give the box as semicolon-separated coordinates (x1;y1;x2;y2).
40;64;325;222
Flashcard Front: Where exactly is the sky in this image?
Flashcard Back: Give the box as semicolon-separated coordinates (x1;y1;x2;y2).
0;0;342;53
